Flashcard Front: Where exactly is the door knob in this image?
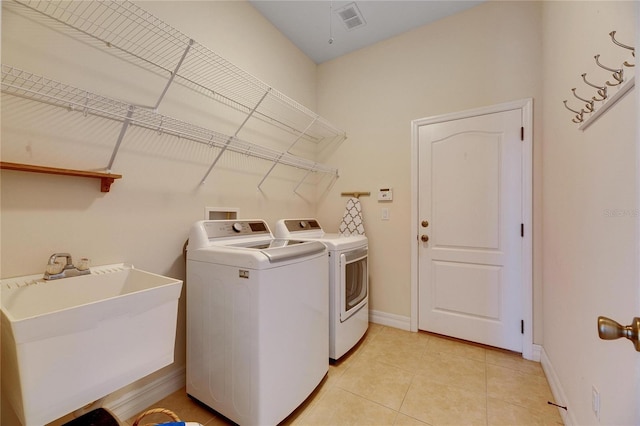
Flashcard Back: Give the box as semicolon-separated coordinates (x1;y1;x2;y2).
421;220;429;228
420;235;429;242
597;316;640;352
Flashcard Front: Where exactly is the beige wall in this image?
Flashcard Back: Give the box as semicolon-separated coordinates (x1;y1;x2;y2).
316;1;544;340
541;2;637;424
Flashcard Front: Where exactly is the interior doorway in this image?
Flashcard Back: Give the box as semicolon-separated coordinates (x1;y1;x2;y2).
410;99;533;359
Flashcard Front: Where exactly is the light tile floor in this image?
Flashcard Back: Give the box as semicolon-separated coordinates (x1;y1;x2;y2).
123;324;564;426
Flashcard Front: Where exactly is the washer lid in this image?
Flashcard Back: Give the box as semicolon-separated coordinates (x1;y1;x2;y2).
260;240;325;263
187;239;326;267
229;239;326;262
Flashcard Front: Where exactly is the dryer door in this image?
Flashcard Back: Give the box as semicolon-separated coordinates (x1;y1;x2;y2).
340;247;368;322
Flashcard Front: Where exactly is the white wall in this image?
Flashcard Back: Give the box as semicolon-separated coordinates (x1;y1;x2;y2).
541;2;638;424
316;1;544;338
1;1;322;423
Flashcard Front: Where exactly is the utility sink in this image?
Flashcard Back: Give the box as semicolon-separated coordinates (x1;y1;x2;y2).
1;264;182;426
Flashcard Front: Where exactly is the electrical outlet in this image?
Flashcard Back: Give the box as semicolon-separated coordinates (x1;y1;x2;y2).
592;385;600;420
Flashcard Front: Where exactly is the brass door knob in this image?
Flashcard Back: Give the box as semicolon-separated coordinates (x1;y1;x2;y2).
421;220;429;228
420;235;429;242
598;316;640;352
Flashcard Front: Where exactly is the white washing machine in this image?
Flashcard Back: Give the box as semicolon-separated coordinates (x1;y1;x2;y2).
186;220;328;425
275;218;368;361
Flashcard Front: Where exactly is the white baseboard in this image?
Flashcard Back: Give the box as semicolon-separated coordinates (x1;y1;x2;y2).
541;347;575;426
105;365;186;422
369;309;411;330
532;343;542;362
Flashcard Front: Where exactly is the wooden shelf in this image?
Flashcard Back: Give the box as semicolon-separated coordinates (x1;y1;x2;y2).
0;162;122;192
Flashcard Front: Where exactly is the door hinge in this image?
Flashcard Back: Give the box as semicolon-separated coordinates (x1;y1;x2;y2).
521;127;524;141
521;320;524;334
521;223;524;237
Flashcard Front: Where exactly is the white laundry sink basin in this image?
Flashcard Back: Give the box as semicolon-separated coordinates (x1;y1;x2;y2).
1;263;182;426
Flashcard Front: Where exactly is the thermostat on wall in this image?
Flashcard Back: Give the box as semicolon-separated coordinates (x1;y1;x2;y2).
378;188;393;201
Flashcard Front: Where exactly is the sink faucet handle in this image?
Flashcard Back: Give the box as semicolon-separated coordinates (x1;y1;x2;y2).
44;253;88;280
48;253;74;269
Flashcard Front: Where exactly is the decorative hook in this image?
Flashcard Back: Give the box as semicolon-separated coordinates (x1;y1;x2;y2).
581;73;607;101
571;88;595;112
609;31;635;57
563;100;584;123
594;54;623;86
609;31;635;67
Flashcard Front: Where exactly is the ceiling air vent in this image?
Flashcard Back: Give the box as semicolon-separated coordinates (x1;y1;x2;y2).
335;2;366;31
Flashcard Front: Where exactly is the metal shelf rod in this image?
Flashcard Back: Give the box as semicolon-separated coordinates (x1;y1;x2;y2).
1;65;338;177
10;0;347;145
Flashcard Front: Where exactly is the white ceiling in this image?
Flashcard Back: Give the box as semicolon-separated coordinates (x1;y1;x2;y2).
248;1;484;64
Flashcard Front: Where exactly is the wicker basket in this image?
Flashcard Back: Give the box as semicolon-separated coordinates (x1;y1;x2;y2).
132;408;181;426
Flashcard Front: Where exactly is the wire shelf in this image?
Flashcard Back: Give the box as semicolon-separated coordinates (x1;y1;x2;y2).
11;0;347;145
1;65;338;176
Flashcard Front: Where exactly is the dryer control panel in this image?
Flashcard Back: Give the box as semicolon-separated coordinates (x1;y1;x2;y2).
281;219;322;232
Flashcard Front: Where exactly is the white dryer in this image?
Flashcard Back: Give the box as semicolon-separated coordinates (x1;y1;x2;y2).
275;218;368;361
186;220;328;425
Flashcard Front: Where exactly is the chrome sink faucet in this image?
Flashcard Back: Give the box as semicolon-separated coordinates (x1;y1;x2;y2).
44;253;91;280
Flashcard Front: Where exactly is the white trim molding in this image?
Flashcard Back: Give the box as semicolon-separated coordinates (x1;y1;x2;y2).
541;347;575;426
369;309;411;330
531;343;542;362
105;365;186;422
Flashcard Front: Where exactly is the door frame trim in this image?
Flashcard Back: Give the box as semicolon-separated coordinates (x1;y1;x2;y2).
410;98;533;359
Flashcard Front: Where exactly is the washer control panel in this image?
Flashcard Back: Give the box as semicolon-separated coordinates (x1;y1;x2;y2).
203;220;271;239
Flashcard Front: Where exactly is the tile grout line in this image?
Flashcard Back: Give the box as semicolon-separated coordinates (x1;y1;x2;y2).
485;356;490;426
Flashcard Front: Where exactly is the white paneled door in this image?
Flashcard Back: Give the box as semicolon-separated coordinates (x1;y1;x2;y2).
417;108;524;352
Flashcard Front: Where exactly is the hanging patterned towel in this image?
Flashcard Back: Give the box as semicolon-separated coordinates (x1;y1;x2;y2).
339;197;365;236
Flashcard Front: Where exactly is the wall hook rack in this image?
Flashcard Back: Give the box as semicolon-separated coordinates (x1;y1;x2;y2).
564;30;635;129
